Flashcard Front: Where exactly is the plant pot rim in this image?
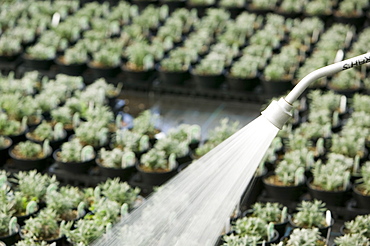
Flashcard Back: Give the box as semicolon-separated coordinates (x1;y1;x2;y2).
53;149;95;164
263;172;306;188
136;161;178;174
0;136;13;150
8;145;51;161
26;128;67;143
307;177;352;193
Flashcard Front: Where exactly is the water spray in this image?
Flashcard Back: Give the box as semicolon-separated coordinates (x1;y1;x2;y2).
92;52;370;246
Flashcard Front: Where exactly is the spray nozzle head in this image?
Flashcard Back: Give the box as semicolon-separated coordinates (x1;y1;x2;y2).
261;98;293;129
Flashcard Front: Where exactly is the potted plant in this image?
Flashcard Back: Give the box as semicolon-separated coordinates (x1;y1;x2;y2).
191;55;225;89
223;217;278;245
0;93;42;128
34;93;60;119
154;136;192;165
73;121;109;149
167;123;202;151
303;0;333;21
88;48;121;79
333;0;368;29
21;208;72;245
50;106;79;137
308;156;352;207
327;69;362;97
0;36;22;62
122;42;155;83
0;211;19;246
276;0;303;18
45;188;86;222
98;178;141;209
137;149;178;186
0;136;12;165
353;161;370;209
226;55;260;92
333;233;369;246
262;151;307;203
289;200;333;237
112;129;150;157
53;138;95;174
55;45;88;76
63;218;106;246
96;148;137;180
131;110;161;145
8;140;52;171
247;0;278;15
276;227;327;246
22;43;56;70
11;170;59;205
157;57;190;86
341;214;370;239
245;202;289;238
26;121;66;151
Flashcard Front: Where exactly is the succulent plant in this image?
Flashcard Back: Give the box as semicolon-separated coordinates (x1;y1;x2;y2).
291;200;328;229
98;178;140;208
11;140;51;160
57;139;95;163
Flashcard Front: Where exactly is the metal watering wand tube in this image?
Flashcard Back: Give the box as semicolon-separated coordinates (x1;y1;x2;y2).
262;52;370;130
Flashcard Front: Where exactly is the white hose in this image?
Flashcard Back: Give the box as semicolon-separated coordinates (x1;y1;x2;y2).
285;52;370;104
262;52;370;129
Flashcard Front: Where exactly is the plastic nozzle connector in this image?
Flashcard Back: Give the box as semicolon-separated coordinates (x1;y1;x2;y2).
261;98;293;129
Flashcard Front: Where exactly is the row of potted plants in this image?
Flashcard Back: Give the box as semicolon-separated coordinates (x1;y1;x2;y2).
220;200;370;245
0;170;141;245
1;1;368;95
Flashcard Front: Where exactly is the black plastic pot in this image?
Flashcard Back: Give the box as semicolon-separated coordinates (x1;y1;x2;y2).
226;75;260;92
88;63;121;80
132;0;159;11
53;149;95;174
352;185;370;210
260;77;293;96
157;67;190;86
8;146;51;171
191;72;225;90
22;55;54;70
186;3;215;17
160;0;186;12
55;57;87;76
136;162;178;186
262;173;306;203
307;178;351;207
96;158;137;181
332;12;366;30
0;227;20;246
122;65;155;83
175;151;194;165
0;52;21;63
219;6;245;19
0;137;12;166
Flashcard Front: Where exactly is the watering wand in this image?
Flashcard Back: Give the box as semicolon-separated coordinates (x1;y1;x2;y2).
262;52;370;129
